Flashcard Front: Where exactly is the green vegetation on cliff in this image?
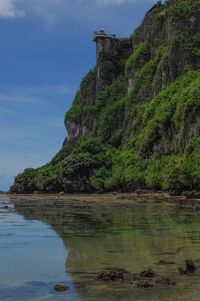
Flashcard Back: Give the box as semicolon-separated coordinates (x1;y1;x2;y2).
11;0;200;193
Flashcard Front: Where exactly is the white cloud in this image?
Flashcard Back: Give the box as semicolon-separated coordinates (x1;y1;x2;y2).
0;0;24;17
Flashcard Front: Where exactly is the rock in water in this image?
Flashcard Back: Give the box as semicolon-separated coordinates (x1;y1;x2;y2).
140;269;155;277
97;268;130;282
185;260;196;273
156;277;176;287
54;284;69;292
136;280;153;288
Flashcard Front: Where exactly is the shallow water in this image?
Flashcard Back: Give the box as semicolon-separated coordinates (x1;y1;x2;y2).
1;195;200;300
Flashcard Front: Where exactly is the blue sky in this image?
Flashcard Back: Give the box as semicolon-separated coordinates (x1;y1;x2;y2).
0;0;158;191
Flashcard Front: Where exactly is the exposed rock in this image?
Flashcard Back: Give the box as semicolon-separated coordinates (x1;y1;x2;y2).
96;266;179;288
136;280;153;288
178;260;196;274
186;260;196;273
95;38;132;93
53;284;70;292
97;268;131;282
156;277;176;287
140;269;156;277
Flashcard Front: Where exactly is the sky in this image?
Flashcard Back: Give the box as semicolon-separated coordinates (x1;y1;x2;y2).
0;0;158;191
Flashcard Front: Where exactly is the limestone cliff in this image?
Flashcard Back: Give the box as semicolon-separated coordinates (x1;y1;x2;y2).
11;0;200;193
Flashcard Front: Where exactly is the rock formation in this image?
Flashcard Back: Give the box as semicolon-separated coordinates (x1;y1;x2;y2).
11;0;200;193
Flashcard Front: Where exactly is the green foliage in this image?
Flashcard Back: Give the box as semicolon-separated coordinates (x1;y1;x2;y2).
180;34;200;57
166;0;200;20
105;149;146;191
80;68;96;90
89;166;111;192
65;92;80;121
184;137;200;188
144;136;200;191
58;135;112;192
95;75;126;111
125;42;150;74
97;97;127;145
65;68;96;121
13;68;200;193
129;70;200;153
128;47;167;98
131;25;142;40
95;76;127;145
62;153;98;180
167;0;191;20
144;154;181;190
103;70;200;191
37;163;62;189
15;168;37;192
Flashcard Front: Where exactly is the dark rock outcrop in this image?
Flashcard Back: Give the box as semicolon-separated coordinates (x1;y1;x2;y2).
179;259;197;274
97;267;176;288
97;268;131;282
186;260;196;273
156;277;176;287
140;269;156;277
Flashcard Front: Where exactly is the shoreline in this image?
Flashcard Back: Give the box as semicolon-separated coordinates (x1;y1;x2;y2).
7;191;200;204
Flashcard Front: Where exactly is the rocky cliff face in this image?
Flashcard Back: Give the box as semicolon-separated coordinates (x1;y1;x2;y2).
65;37;132;144
11;0;200;194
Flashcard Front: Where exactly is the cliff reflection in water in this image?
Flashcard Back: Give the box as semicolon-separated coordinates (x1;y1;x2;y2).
13;196;200;301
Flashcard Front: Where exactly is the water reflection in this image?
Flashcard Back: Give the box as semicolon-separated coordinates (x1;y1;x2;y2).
11;195;200;301
0;196;77;301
